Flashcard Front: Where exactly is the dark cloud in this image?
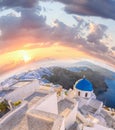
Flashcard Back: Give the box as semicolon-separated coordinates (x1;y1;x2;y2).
51;19;114;65
86;23;110;54
85;42;109;54
0;8;50;52
50;20;110;56
87;24;107;43
111;46;115;50
55;0;115;20
1;0;115;21
0;6;114;65
0;11;110;53
0;0;38;8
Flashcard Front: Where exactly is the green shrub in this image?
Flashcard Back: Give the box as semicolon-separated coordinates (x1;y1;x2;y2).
0;99;10;112
13;100;21;106
65;91;68;95
0;102;8;112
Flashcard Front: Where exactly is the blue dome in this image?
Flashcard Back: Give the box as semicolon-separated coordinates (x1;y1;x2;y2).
75;78;93;91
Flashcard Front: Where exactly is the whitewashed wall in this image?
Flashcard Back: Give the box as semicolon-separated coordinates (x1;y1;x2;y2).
52;117;65;130
65;103;78;130
0;101;27;130
60;118;65;130
4;80;39;102
36;93;58;115
75;89;93;98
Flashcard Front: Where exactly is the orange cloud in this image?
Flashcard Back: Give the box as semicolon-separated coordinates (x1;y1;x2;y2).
0;44;115;75
0;45;91;72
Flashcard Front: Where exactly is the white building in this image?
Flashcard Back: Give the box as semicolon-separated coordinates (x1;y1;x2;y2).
27;92;78;130
0;77;114;130
73;77;114;130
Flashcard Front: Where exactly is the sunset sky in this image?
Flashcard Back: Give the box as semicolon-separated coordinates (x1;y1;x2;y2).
0;0;115;74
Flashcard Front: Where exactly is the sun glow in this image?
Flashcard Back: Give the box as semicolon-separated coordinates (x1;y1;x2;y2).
18;50;31;63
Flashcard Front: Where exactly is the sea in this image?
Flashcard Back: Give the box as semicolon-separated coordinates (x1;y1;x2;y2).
97;79;115;108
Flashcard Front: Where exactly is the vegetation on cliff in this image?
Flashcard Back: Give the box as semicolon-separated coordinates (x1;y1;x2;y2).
43;67;108;95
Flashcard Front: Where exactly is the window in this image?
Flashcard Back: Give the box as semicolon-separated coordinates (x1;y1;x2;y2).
85;93;88;97
78;91;80;96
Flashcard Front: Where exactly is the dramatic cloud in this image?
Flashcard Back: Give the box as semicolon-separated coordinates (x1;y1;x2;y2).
1;0;115;20
111;46;115;50
0;1;115;66
49;19;115;65
0;0;38;8
55;0;115;20
0;8;51;53
50;19;112;60
0;9;113;63
86;23;109;53
87;23;107;43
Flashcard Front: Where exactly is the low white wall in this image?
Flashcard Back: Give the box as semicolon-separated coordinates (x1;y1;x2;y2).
76;111;94;127
36;93;58;115
27;109;63;130
4;80;39;102
52;116;65;130
60;118;65;130
75;89;93;98
76;111;87;124
101;109;115;129
0;101;28;130
65;103;78;130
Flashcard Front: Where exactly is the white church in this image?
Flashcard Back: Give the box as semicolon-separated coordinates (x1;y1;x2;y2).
74;76;94;98
0;77;114;130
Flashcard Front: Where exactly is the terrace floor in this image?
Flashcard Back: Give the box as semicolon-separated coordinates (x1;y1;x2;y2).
58;98;74;114
12;92;47;130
